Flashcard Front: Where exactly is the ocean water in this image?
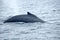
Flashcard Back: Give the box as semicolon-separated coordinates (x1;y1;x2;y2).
0;18;60;40
0;13;60;40
0;0;60;40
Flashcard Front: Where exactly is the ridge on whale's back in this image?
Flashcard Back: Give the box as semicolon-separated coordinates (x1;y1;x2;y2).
27;12;36;16
4;12;45;23
27;12;40;19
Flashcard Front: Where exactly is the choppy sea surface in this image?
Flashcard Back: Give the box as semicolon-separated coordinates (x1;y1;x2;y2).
0;0;60;40
0;13;60;40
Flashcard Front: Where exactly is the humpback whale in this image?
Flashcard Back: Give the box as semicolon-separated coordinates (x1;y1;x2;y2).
4;12;45;23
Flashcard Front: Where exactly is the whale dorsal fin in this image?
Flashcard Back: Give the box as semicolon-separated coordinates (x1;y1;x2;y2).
27;12;38;18
27;12;35;16
27;12;32;15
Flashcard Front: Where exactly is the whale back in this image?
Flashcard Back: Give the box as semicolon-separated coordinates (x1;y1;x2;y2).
4;12;45;23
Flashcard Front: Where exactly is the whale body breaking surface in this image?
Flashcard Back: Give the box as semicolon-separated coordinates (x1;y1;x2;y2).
4;12;45;23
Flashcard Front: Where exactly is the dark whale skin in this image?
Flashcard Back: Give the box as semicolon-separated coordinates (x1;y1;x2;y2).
4;12;45;23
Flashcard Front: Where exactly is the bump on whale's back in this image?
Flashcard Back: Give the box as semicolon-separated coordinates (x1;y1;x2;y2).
27;12;38;18
4;12;45;23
